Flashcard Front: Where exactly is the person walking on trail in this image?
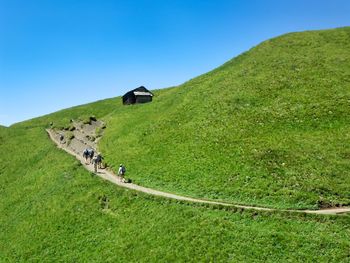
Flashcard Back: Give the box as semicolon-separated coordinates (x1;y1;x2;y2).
83;148;90;164
92;153;104;173
83;148;94;164
88;148;95;164
95;153;103;168
118;164;126;182
92;156;98;173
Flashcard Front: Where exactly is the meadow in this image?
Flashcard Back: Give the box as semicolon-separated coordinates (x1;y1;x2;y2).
1;125;349;262
95;27;349;209
12;27;350;210
1;27;350;261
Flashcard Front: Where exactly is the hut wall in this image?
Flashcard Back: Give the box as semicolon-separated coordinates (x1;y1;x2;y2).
123;94;136;105
135;95;152;104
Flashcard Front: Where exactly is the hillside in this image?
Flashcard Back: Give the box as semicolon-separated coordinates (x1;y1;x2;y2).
1;118;350;262
13;27;350;210
95;27;349;209
1;27;350;261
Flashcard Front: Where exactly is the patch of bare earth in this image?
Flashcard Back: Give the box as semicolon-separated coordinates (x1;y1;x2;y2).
53;118;105;156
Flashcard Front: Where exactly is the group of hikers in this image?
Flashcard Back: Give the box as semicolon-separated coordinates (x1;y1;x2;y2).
82;148;104;172
83;148;126;181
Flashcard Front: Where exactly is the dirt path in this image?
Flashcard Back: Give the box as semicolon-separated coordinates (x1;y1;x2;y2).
46;129;350;215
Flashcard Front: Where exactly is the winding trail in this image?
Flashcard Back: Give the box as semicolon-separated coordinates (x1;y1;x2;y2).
47;129;350;215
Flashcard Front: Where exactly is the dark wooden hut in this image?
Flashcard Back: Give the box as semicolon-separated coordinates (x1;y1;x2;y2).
122;86;153;105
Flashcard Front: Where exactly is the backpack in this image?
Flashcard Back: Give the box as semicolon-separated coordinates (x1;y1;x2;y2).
121;166;126;173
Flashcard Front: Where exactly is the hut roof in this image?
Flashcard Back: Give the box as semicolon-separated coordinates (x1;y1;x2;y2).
133;91;153;96
123;86;153;97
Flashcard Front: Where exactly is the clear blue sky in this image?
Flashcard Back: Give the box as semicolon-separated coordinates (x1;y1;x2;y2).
0;0;349;126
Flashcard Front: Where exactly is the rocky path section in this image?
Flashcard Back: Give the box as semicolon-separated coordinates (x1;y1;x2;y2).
52;118;105;156
47;128;350;215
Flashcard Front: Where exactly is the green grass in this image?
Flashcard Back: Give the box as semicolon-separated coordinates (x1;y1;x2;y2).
95;27;349;209
1;27;350;261
10;27;350;210
1;125;350;262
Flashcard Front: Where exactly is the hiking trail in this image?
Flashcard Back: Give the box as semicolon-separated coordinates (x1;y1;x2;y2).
46;127;350;215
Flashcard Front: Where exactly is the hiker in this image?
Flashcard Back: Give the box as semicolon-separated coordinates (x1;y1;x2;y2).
92;156;98;173
88;148;95;164
95;153;103;168
59;134;64;143
118;164;126;182
83;148;90;163
91;152;103;173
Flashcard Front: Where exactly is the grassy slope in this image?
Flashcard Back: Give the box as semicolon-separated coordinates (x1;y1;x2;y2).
93;27;350;209
13;27;350;210
1;126;350;262
1;27;350;261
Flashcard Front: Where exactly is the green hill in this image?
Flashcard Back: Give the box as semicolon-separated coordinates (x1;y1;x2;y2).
1;116;350;262
99;26;349;209
1;27;350;262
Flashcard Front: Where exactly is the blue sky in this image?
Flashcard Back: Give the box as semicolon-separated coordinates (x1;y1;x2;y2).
0;0;349;126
